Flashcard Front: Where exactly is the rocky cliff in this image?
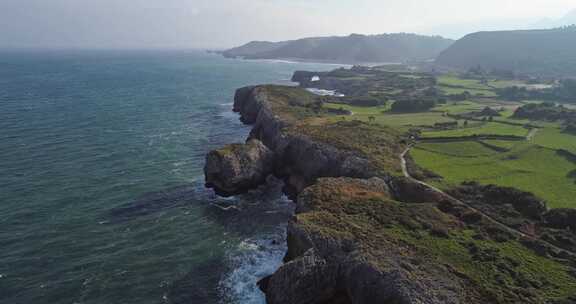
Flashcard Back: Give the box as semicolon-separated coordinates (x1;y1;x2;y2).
204;139;275;196
204;84;576;303
206;85;399;197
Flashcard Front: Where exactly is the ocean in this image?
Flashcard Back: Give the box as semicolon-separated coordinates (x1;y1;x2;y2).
0;50;343;304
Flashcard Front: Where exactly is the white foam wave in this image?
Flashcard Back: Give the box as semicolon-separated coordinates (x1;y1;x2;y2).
218;111;241;120
256;59;300;64
219;229;287;304
306;88;345;97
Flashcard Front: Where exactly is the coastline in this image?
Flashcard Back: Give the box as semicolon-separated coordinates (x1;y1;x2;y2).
204;74;576;303
217;52;398;67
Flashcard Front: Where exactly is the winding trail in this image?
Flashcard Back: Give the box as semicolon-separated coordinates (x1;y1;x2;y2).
399;129;575;258
400;146;531;240
526;127;539;141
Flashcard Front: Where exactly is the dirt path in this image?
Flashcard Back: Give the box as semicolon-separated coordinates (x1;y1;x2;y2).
400;145;575;258
526;127;539;141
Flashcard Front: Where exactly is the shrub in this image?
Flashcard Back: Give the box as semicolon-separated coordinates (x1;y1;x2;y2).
391;98;436;113
343;96;387;107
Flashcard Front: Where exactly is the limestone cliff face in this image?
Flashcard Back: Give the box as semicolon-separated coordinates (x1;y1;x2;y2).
204;87;464;303
206;85;379;197
260;177;465;304
204;85;576;304
204;139;275;197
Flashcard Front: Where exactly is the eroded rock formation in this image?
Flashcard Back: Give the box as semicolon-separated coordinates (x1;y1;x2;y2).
204;139;275;196
206;85;385;198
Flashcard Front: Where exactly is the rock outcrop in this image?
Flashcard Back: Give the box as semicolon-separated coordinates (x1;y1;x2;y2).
204;139;275;196
206;85;390;197
259;177;466;304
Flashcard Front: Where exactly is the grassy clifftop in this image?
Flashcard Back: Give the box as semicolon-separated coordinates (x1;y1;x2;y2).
294;178;576;303
248;84;576;303
214;66;576;303
289;121;404;176
247;85;406;176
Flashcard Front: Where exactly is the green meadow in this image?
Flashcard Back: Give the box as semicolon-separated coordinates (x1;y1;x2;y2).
421;122;529;138
323;102;454;130
533;126;576;154
411;142;576;208
320;73;575;209
480;139;521;150
437;75;497;97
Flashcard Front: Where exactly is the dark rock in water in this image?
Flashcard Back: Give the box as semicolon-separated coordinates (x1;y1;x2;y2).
204;139;275;197
291;70;316;83
262;248;342;304
107;185;198;221
203;179;294;237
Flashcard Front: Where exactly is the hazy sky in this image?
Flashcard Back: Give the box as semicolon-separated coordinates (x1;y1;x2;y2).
0;0;575;49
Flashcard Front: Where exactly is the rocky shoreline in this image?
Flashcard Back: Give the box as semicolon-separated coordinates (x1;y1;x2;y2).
204;84;576;303
205;85;389;198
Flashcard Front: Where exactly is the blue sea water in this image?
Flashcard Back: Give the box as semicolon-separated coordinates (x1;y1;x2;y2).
0;50;343;304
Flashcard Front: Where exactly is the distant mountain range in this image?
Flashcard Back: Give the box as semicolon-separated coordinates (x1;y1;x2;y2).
219;9;576;77
219;33;454;64
435;27;576;77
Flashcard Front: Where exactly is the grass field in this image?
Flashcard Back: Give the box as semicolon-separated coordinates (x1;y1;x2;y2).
323;102;390;115
416;141;499;157
324;101;531;139
433;99;522;120
321;82;575;210
533;126;576;154
412;142;576;208
438;76;491;90
421;122;529;138
438;75;497;97
439;86;497;97
487;79;526;88
480;139;521;150
439;76;528;90
436;75;536;98
433;101;485;114
323;102;456;129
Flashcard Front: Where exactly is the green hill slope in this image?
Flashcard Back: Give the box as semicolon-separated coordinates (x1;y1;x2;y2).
222;33;454;64
436;27;576;77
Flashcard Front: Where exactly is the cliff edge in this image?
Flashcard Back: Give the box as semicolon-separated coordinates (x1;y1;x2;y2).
205;84;576;303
